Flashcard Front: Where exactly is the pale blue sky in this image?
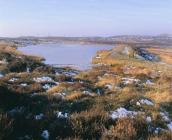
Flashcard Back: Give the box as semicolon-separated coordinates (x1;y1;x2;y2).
0;0;172;37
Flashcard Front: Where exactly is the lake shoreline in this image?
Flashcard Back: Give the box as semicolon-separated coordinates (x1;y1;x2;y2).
18;43;114;70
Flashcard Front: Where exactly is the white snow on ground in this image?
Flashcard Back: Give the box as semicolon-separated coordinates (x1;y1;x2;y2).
114;86;122;90
0;73;4;78
103;73;109;76
122;77;140;85
146;116;152;123
30;92;39;97
83;91;92;95
167;122;172;131
63;71;78;76
79;80;84;84
110;107;138;120
160;112;170;122
96;56;101;59
97;89;101;95
41;130;49;140
67;82;74;84
33;76;54;83
0;59;8;64
26;67;30;73
55;71;60;75
9;78;18;82
56;111;68;119
18;135;31;140
42;84;52;90
8;107;24;116
122;47;130;55
105;84;113;90
95;63;109;66
146;80;154;85
160;112;172;131
138;99;154;106
35;113;44;120
55;70;79;76
154;127;163;134
53;93;66;98
136;102;141;106
104;73;116;77
98;76;102;80
55;82;60;85
20;83;27;87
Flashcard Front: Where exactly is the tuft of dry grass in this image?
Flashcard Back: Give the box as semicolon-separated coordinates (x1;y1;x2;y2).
146;91;172;104
0;113;14;140
70;107;109;139
101;117;148;140
65;92;86;101
148;132;172;140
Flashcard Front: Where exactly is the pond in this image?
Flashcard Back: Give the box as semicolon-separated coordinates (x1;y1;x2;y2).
18;43;114;70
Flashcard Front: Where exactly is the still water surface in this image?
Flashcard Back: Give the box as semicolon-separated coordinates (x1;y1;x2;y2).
18;43;114;70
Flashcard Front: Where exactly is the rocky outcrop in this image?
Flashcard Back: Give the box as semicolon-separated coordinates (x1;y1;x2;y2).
135;48;160;62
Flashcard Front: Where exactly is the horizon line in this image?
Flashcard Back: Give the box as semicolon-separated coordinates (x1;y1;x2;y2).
0;34;172;39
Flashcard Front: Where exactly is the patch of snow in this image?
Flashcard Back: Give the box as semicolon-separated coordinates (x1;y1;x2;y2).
167;122;172;131
33;76;54;83
30;92;39;97
56;111;68;119
104;73;109;76
139;99;154;106
20;83;27;87
110;107;138;120
8;107;24;116
9;78;18;82
95;63;109;66
98;76;102;80
136;102;141;106
154;127;162;134
35;113;44;120
0;72;4;78
42;84;52;90
79;80;84;84
53;92;66;99
83;91;92;95
105;84;113;90
63;71;78;76
146;80;154;85
114;86;122;90
26;67;30;73
135;54;145;60
160;112;170;122
18;135;31;140
60;93;66;96
55;82;60;85
122;77;140;85
67;82;74;84
97;89;101;95
54;92;66;96
96;56;101;59
160;112;172;131
55;71;60;75
122;47;130;55
41;130;49;140
146;116;152;123
0;59;8;64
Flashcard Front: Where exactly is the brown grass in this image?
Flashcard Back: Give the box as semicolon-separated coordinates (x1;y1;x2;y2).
146;48;172;64
0;43;44;61
65;92;86;100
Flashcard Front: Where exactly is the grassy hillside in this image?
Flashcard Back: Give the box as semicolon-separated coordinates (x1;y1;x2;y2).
0;43;172;140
